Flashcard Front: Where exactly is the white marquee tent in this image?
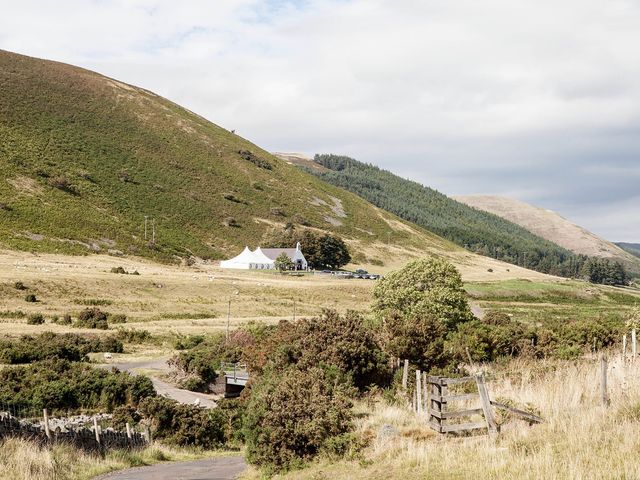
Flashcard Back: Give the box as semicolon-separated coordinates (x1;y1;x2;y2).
220;243;308;270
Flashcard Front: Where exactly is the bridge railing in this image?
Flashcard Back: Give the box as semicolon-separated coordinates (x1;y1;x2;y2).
219;362;249;380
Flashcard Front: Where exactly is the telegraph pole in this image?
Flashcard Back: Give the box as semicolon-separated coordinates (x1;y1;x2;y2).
152;219;156;244
226;299;231;340
144;216;148;240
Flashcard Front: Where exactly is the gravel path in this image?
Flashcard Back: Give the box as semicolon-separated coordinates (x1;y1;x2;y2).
94;456;246;480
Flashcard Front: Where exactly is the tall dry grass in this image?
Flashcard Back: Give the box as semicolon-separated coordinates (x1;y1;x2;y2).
0;438;214;480
244;354;640;479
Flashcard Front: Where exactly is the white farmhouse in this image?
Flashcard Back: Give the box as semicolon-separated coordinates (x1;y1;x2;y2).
220;242;308;270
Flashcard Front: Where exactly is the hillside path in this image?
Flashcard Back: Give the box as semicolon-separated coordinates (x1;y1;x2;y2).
99;357;219;408
94;456;246;480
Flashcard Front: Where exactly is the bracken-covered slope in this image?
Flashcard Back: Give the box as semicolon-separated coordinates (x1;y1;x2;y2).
455;195;640;274
0;50;548;280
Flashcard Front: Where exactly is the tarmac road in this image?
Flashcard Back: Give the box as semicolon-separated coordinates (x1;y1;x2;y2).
94;456;247;480
99;357;219;408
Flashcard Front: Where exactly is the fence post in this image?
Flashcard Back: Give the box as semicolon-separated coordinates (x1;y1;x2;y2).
422;372;428;417
633;329;637;360
601;355;610;406
93;416;101;445
126;422;132;445
43;408;51;440
475;373;498;437
401;360;409;390
623;334;627;358
416;370;422;415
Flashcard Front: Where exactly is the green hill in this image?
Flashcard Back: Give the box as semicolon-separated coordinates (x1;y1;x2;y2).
297;154;598;277
0;49;494;272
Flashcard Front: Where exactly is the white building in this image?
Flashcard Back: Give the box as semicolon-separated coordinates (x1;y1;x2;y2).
220;243;308;270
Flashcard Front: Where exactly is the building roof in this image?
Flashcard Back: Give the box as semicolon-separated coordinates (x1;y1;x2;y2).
260;248;297;260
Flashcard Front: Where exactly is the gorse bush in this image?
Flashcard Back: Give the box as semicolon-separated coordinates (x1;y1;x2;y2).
243;365;355;472
116;329;153;344
75;307;109;329
0;359;155;412
0;332;123;364
26;313;44;325
446;311;626;363
24;294;37;303
108;313;127;324
138;396;226;448
245;310;391;391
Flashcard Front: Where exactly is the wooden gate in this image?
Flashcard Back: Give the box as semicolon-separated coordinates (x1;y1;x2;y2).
426;373;543;435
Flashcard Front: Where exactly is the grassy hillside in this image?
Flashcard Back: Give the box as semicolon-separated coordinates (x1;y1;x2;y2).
0;49;469;264
294;153;584;276
456;195;640;275
617;243;640;259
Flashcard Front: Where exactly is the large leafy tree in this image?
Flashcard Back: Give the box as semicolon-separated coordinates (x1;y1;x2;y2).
373;257;473;370
263;227;351;270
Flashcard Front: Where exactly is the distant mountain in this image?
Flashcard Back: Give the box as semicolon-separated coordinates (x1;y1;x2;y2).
455;195;640;275
288;153;584;276
617;243;640;259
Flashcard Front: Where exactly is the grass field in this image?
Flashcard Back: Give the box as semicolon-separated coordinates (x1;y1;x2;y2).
0;248;561;339
1;249;639;480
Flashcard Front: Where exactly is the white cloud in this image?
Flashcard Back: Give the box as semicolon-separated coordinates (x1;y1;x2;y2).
1;0;639;239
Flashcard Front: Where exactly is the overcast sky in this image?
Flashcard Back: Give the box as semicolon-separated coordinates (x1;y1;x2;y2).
1;0;639;241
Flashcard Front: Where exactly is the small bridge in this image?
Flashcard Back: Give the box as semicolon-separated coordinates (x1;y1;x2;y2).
220;363;250;398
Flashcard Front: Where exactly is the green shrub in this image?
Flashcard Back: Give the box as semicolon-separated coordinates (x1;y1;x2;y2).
173;334;205;350
138;396;225;448
373;257;473;370
24;294;37;303
75;307;109;329
109;313;127;324
74;298;113;306
243;365;355;472
0;332;123;364
179;376;208;392
26;313;44;325
110;266;127;274
116;329;153;344
0;359;155;412
13;281;26;290
245;310;391;391
111;404;142;429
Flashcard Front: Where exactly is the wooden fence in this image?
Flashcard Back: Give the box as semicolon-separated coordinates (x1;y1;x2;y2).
399;360;543;436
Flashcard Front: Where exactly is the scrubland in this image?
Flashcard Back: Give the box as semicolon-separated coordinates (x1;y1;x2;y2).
243;354;640;480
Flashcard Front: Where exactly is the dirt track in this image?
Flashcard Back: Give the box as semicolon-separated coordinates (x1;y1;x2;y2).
94;456;246;480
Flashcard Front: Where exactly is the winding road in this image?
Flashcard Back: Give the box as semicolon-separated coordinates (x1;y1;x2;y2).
99;357;219;408
96;358;245;479
94;456;246;480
